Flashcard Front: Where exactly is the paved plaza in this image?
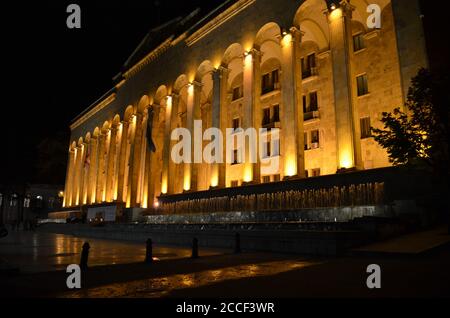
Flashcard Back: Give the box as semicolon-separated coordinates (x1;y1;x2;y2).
1;230;449;298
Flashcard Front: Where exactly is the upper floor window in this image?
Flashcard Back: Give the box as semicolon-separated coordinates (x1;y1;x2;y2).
360;117;372;139
303;92;319;121
232;85;243;101
301;53;317;79
311;129;320;145
262;104;280;127
273;105;280;122
304;130;320;150
357;74;369;96
261;69;280;95
353;33;365;52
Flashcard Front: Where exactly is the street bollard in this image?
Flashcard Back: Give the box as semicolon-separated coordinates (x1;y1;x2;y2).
191;237;199;259
79;242;90;270
145;238;153;264
234;232;241;254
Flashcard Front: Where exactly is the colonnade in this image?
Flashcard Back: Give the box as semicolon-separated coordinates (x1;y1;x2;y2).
64;1;368;209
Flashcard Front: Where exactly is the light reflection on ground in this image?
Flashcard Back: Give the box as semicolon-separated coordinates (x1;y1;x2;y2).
63;260;320;298
0;231;225;273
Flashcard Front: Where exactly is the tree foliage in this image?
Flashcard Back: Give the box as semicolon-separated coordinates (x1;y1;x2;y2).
372;68;450;178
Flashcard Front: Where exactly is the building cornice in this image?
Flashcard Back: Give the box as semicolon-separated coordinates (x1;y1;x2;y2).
70;93;116;131
185;0;256;47
123;37;174;79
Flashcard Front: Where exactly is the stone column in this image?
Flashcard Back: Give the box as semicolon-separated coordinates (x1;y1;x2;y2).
242;48;261;184
78;143;87;205
280;27;305;179
184;82;202;192
81;142;90;205
106;125;118;202
137;115;148;205
117;121;129;202
112;124;123;201
87;135;99;204
212;66;229;188
72;145;83;206
96;131;106;203
161;96;173;195
129;112;144;207
328;1;362;170
167;94;179;194
147;106;160;205
125;118;136;206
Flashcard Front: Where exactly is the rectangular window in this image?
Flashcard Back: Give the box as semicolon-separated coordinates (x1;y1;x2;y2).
312;168;321;177
231;180;239;187
273;174;280;182
309;92;318;111
360;117;372;139
261;69;279;94
301;53;316;79
353;33;365;52
357;74;369;96
232;118;240;130
305;170;309;178
232;86;243;101
262;175;271;183
261;140;271;158
311;130;320;148
262;108;271;126
272;104;280;123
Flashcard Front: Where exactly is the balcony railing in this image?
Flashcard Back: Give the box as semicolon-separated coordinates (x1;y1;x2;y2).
302;67;318;79
304;110;320;121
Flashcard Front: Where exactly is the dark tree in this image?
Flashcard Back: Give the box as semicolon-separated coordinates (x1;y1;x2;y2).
372;68;450;181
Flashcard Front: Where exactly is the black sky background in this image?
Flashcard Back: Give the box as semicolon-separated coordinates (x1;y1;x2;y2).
1;0;447;188
1;0;225;187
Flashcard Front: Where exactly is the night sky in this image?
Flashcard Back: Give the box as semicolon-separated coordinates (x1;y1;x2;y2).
1;0;446;188
2;0;225;187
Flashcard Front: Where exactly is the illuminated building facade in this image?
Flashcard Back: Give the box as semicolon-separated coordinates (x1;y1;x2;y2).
63;0;428;212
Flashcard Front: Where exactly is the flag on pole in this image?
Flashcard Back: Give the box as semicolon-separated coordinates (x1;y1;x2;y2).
146;107;157;152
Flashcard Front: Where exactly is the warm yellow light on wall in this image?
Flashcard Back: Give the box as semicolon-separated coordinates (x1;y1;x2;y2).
243;165;253;183
340;151;354;169
282;33;292;47
188;83;194;95
161;180;168;194
213;58;221;69
329;7;342;20
153;200;160;208
183;171;191;191
210;172;218;188
244;51;252;66
285;157;297;177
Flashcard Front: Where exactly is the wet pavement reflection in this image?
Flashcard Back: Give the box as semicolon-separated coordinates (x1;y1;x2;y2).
0;231;225;273
64;259;319;298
